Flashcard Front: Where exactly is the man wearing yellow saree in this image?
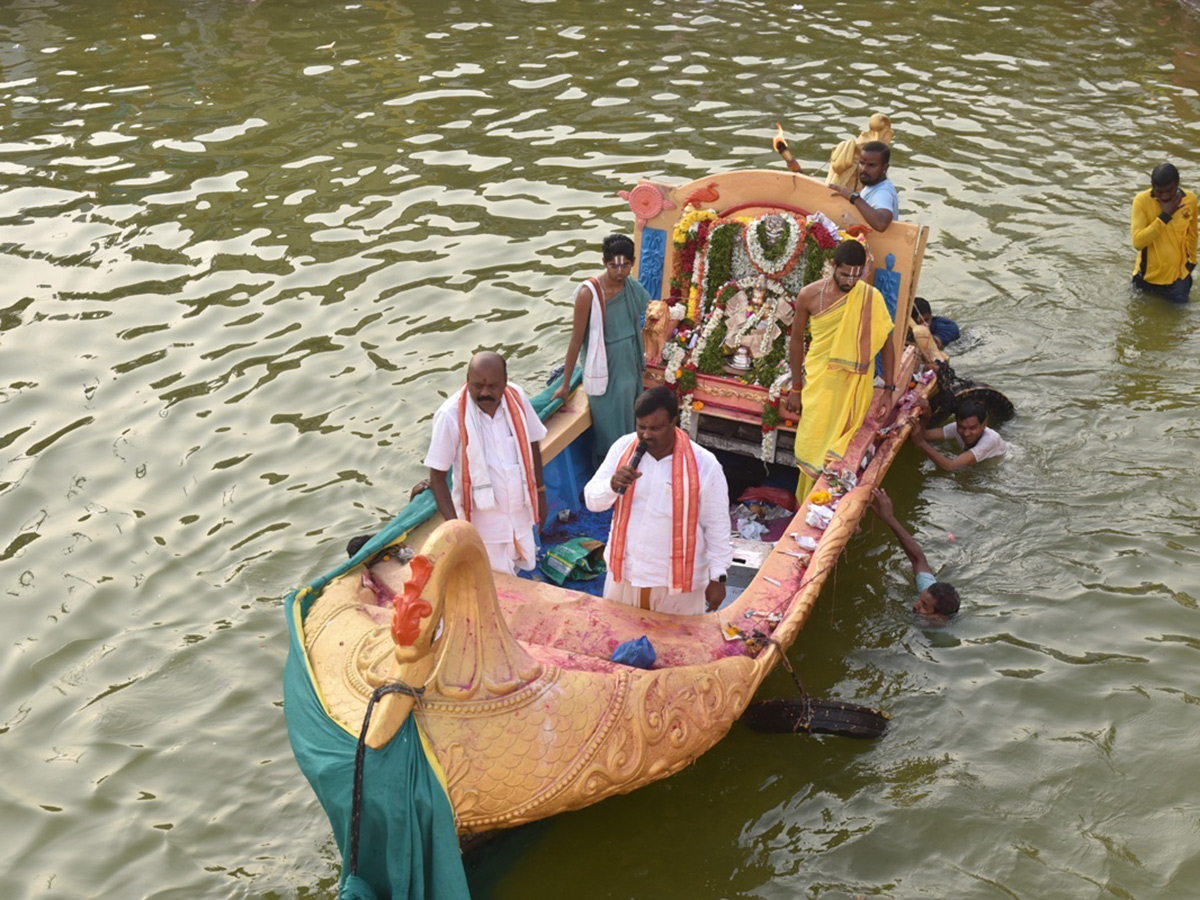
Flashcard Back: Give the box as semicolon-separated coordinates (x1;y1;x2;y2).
785;240;895;500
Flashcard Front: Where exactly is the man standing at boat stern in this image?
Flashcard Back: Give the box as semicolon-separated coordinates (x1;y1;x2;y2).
585;386;733;615
425;351;548;575
828;141;900;232
1131;162;1197;304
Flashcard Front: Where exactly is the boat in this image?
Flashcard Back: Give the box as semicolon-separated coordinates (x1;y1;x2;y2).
283;135;939;895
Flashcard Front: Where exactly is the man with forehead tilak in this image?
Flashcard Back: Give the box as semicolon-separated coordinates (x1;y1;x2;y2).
786;239;895;500
584;387;733;615
425;350;548;574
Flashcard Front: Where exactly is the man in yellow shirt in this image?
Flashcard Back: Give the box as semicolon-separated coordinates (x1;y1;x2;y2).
1131;162;1198;304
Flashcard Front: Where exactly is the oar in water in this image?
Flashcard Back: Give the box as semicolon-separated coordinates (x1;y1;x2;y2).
742;641;890;739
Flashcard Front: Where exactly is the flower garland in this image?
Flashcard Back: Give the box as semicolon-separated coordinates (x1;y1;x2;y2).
672;206;718;246
723;298;771;353
702;221;740;304
686;284;701;323
658;208;855;461
692;282;741;375
662;341;685;385
744;213;806;278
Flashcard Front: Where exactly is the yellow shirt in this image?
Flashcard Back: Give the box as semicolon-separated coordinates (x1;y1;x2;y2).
1131;188;1198;285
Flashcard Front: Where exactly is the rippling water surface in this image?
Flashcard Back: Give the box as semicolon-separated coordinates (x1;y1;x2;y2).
4;1;1200;897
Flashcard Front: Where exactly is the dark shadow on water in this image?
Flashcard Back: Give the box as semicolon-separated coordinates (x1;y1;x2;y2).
463;821;551;899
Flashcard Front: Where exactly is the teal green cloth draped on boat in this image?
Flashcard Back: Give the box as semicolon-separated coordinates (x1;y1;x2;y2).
580;278;650;462
282;367;580;899
283;643;468;900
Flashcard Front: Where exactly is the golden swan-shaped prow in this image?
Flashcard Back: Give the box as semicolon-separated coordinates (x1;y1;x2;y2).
303;519;760;832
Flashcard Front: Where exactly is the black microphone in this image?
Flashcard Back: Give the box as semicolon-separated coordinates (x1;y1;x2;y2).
616;439;649;495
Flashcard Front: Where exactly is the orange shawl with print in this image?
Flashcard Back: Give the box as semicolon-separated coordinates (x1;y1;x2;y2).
456;385;538;522
608;429;700;594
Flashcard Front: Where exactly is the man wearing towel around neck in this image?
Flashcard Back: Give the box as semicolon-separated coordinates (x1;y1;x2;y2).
585;386;733;615
426;351;548;574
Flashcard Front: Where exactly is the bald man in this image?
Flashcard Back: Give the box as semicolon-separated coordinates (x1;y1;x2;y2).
425;351;548;574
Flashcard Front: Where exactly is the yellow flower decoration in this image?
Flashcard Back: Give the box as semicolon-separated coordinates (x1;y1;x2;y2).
808;490;832;506
692;400;704;411
686;284;701;322
672;208;718;245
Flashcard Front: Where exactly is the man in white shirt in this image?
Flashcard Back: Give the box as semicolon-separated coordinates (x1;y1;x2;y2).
828;140;900;232
585;387;733;615
425;351;548;574
911;398;1006;471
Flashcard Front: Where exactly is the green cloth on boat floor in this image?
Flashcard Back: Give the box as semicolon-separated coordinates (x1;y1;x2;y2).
540;536;607;585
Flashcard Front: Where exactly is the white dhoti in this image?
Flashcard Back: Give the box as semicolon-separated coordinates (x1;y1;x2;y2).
483;535;536;576
424;383;547;576
602;574;706;616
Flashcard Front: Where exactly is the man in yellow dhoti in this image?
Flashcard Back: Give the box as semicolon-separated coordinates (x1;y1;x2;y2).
785;240;895;500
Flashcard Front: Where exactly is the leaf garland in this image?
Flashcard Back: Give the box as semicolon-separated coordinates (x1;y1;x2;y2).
702;222;739;308
695;320;728;375
802;234;838;286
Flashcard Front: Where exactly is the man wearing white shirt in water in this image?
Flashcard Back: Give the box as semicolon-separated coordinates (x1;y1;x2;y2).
585;386;733;615
911;398;1006;471
425;351;548;574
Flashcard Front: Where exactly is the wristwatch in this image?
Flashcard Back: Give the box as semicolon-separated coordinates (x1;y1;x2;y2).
714;574;727;584
849;191;861;203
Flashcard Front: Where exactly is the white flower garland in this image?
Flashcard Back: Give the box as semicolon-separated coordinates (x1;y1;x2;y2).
767;368;792;402
662;342;685;385
724;300;771;353
761;428;778;461
692;298;731;362
680;395;695;431
744;214;804;277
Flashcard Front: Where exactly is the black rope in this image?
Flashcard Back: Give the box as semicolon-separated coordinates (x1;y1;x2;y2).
767;638;812;732
347;681;426;878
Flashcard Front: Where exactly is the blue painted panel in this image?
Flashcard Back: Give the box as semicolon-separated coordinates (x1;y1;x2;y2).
638;227;666;300
875;252;902;378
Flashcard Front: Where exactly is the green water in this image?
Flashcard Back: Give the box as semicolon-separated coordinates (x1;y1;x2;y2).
3;1;1200;897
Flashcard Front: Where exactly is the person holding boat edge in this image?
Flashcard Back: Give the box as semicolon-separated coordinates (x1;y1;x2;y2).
869;487;960;618
911;296;960;349
585;386;733;615
425;351;548;575
786;239;896;500
910;397;1006;471
828;141;899;232
551;233;652;462
1130;162;1197;304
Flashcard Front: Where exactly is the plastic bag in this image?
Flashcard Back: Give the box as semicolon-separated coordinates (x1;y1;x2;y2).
539;537;607;586
611;635;656;669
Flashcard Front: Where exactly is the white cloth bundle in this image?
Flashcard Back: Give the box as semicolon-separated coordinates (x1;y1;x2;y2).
582;279;609;395
805;503;835;530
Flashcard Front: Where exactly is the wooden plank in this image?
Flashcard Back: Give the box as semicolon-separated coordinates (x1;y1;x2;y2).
539;388;591;463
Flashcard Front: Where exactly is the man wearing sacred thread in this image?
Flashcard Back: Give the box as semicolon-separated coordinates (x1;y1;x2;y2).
425;351;548;575
786;240;895;500
584;387;732;615
551;233;652;463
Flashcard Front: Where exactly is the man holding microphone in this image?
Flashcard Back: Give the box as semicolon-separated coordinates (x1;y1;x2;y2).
585;387;732;614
